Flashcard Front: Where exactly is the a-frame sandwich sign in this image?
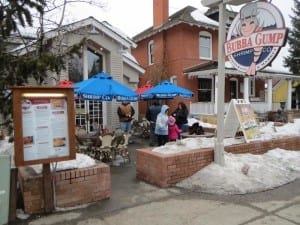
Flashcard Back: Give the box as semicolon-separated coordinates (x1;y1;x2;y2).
224;99;261;143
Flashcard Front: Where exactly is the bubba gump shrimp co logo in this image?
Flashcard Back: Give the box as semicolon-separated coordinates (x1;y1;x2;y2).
224;1;288;76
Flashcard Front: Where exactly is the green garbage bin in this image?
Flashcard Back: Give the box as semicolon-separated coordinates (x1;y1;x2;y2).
0;155;10;225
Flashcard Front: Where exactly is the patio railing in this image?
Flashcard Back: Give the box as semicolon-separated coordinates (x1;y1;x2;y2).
190;101;283;116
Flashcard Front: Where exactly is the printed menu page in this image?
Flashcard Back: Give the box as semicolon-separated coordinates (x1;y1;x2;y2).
22;98;70;161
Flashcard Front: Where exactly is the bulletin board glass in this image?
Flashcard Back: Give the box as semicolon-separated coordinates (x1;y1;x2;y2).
12;87;76;166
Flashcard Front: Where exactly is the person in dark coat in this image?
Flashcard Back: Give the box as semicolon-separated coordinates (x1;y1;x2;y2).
145;100;161;146
172;102;189;132
117;102;135;133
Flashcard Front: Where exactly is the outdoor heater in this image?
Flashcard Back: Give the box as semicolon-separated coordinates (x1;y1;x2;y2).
201;0;254;166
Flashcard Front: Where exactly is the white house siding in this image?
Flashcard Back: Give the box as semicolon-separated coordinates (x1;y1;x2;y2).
123;64;140;122
108;52;124;131
39;19;142;133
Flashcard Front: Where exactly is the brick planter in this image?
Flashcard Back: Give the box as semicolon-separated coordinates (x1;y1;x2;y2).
136;136;300;188
136;147;213;188
18;163;111;214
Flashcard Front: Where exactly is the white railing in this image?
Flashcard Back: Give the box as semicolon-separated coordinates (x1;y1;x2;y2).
190;102;215;116
190;101;283;116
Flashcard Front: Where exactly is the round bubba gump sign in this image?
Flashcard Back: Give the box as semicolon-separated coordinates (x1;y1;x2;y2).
225;1;288;76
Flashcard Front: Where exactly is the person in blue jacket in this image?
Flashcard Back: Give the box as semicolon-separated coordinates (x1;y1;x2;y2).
155;104;169;146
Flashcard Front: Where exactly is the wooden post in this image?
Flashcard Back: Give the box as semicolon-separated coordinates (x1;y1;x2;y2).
43;164;54;213
9;168;18;222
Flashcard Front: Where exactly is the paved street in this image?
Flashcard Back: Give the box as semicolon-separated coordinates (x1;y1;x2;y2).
10;137;300;225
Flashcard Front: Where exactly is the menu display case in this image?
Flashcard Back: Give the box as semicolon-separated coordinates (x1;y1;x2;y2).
13;87;76;166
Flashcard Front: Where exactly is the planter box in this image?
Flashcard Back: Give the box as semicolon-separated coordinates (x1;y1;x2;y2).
136;136;300;188
18;163;111;214
136;147;213;188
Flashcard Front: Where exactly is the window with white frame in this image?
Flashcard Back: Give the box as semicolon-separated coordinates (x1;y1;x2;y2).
170;75;177;85
249;78;255;96
69;46;104;133
148;40;154;65
229;78;238;99
198;78;212;102
199;31;212;59
87;48;103;78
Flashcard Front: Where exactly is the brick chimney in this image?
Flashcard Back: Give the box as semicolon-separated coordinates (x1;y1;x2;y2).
153;0;169;28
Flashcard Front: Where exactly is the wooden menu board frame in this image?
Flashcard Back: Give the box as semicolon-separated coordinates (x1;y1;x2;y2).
13;86;76;166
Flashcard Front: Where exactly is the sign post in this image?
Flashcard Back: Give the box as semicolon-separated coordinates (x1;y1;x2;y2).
202;0;253;166
12;86;76;212
201;0;286;166
214;2;226;166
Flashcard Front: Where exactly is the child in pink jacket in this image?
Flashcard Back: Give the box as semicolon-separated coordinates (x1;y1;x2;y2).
168;116;182;141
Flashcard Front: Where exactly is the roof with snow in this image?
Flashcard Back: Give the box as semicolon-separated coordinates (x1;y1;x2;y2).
44;16;137;49
184;60;300;81
133;6;219;42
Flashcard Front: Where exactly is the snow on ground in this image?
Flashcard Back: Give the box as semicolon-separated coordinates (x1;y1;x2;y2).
176;148;300;194
153;120;300;194
1;120;300;195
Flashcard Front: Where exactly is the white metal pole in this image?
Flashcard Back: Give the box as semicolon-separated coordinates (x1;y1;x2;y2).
214;2;226;166
214;75;218;114
244;77;249;101
287;79;292;110
267;78;273;111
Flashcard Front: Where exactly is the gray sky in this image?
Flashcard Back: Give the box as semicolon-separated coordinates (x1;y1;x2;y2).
68;0;293;37
66;0;294;71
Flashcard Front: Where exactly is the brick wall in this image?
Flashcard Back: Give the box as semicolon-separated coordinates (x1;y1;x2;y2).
136;136;300;188
136;147;213;188
18;163;111;214
225;136;300;154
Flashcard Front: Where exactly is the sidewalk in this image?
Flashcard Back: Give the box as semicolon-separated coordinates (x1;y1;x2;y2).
10;138;300;225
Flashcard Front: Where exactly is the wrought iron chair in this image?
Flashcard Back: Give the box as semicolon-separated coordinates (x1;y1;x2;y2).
95;133;115;161
75;135;90;154
114;132;131;164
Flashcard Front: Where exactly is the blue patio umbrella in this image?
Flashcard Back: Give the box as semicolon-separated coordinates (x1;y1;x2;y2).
140;80;193;99
74;72;138;102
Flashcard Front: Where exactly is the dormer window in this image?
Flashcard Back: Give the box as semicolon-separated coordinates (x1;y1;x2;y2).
148;40;154;65
199;31;212;60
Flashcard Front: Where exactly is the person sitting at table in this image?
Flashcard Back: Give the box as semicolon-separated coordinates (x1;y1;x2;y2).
168;116;182;142
188;122;204;135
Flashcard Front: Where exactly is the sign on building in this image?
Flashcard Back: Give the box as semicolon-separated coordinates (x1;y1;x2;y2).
225;1;287;76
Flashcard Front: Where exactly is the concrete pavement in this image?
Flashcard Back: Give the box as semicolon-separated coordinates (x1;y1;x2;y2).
10;138;300;225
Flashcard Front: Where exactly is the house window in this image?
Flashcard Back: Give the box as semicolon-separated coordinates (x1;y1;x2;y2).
68;46;104;133
87;48;103;78
170;75;177;85
198;78;212;102
68;47;104;82
199;31;212;59
148;40;154;65
249;78;255;96
229;78;238;99
68;54;83;83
